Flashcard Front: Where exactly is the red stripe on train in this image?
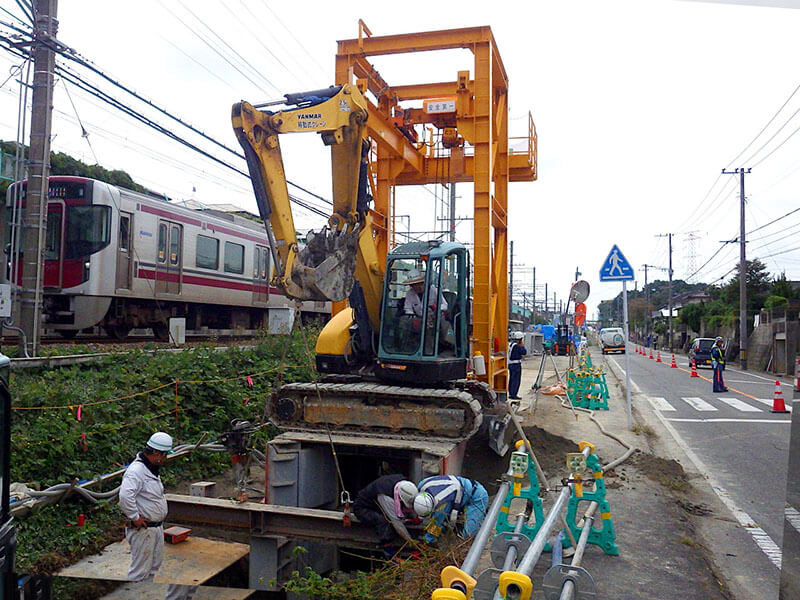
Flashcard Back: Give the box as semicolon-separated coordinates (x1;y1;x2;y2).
138;268;278;294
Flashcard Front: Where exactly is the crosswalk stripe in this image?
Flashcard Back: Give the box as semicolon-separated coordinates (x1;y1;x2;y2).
681;397;717;411
717;397;762;412
751;398;793;413
648;397;676;411
787;506;800;534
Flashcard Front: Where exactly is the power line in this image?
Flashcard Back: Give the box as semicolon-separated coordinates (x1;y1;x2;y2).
726;79;800;167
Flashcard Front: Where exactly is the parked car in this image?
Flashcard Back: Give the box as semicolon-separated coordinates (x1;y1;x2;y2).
688;337;716;368
599;327;625;354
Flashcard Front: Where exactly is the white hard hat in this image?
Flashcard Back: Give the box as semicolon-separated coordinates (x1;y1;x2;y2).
146;431;173;452
404;269;425;285
396;480;419;508
513;331;524;340
413;491;435;517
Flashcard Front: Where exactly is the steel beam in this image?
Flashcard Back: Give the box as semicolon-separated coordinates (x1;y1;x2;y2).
165;494;379;547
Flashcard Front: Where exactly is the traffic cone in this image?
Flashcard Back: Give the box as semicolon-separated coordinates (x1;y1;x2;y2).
690;359;699;378
771;380;789;413
656;351;662;363
649;348;654;360
670;354;677;368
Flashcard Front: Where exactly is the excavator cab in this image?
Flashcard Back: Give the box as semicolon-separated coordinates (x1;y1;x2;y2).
375;241;470;383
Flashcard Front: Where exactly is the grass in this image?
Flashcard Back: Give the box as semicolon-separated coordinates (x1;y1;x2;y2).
9;329;318;575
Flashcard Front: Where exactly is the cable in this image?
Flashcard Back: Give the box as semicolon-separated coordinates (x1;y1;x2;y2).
726;79;800;168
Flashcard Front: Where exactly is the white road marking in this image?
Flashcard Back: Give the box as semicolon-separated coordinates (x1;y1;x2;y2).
717;397;762;412
648;396;676;411
608;356;782;569
787;506;800;535
681;397;717;411
666;418;789;424
750;398;793;413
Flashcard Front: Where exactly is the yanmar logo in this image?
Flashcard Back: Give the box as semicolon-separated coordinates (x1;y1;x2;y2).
297;113;322;119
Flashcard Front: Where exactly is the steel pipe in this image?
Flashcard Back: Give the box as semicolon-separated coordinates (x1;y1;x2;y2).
514;485;571;578
558;502;598;600
461;468;513;576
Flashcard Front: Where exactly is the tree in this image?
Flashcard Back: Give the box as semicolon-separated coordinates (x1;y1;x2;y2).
772;273;799;300
678;303;705;333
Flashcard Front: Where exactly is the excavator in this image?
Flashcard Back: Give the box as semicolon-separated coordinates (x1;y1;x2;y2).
232;84;486;442
231;25;537;450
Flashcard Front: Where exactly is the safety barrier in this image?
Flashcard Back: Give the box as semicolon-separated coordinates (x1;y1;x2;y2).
566;367;609;411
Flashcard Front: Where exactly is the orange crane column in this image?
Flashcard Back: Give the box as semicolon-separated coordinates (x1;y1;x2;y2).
493;86;510;393
472;41;493;385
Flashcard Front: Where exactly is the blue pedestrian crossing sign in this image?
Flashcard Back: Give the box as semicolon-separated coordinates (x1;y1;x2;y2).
599;245;634;281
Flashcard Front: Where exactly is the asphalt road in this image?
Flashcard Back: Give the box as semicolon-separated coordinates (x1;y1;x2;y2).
607;347;793;578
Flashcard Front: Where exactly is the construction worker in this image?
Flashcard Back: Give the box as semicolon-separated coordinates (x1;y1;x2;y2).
413;475;489;545
119;432;196;600
508;331;527;400
711;336;728;393
353;475;420;558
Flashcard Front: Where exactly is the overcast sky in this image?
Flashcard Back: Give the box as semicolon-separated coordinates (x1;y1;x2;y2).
0;0;798;318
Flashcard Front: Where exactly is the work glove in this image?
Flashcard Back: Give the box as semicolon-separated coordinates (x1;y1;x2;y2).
711;361;717;369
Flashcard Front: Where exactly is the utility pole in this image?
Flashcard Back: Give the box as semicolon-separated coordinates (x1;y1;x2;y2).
544;283;548;316
532;267;536;323
723;167;751;370
656;233;674;352
448;183;456;242
20;0;58;357
642;264;649;340
509;240;514;319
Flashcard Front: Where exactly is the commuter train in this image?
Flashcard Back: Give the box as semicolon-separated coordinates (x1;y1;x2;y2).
3;176;329;339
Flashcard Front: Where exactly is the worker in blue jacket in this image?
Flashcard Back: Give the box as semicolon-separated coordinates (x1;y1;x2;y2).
508;331;527;399
412;475;489;544
711;336;728;393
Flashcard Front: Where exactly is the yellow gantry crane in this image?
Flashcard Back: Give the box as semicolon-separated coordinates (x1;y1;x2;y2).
334;22;537;396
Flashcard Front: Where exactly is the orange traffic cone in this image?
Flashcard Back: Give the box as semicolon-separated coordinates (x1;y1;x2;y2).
656;351;662;363
670;354;677;368
690;359;699;378
649;348;654;360
771;380;789;413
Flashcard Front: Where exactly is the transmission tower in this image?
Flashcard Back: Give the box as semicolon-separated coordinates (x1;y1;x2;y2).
684;231;701;279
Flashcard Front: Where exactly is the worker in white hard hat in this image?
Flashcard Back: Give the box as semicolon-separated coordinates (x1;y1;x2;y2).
401;268;450;353
353;474;420;559
414;475;489;545
119;432;196;600
508;331;527;400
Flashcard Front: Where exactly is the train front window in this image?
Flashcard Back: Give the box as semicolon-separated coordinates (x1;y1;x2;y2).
44;211;60;260
64;206;111;259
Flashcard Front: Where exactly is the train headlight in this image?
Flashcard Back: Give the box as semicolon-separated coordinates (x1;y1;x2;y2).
83;260;91;282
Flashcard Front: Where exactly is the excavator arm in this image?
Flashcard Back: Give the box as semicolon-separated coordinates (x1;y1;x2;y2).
231;84;369;301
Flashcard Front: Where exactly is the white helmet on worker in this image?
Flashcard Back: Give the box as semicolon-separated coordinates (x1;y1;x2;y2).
396;480;419;509
512;331;525;340
413;491;435;517
715;336;724;344
146;431;173;452
404;269;425;286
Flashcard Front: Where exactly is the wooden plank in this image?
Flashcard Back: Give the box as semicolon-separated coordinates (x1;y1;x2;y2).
99;582;253;600
57;537;249;585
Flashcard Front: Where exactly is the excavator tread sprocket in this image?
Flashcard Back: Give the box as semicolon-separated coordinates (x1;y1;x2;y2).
269;381;483;440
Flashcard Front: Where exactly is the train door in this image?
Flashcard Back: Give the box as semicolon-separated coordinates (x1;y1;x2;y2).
155;220;182;295
253;245;268;305
43;201;64;288
115;212;133;290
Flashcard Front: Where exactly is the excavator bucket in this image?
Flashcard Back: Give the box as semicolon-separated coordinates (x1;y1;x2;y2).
289;226;360;302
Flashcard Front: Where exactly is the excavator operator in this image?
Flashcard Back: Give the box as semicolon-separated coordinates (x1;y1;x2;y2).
401;269;450;353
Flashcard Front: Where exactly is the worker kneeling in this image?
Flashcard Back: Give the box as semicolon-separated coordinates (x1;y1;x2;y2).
353;475;420;559
414;475;489;544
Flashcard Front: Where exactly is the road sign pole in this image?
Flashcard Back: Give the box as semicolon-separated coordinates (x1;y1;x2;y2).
623;280;632;429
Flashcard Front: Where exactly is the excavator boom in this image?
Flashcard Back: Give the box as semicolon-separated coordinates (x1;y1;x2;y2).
232;84;369;302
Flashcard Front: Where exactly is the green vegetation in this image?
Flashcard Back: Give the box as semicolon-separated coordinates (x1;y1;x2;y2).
599;259;800;335
0;141;146;197
10;329;318;573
